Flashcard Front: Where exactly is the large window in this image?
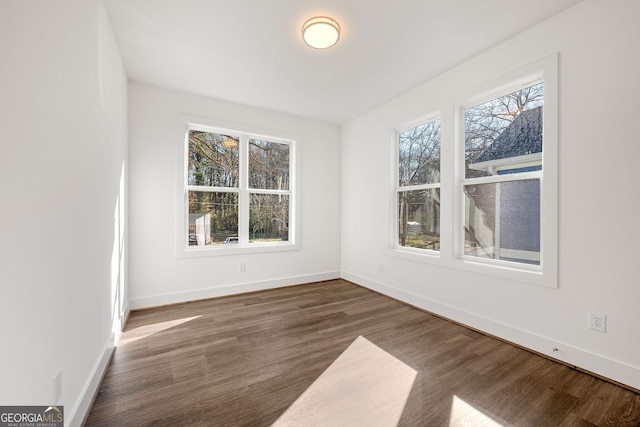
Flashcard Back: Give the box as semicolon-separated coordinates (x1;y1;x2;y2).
392;55;558;287
463;82;543;265
396;118;441;252
184;124;294;253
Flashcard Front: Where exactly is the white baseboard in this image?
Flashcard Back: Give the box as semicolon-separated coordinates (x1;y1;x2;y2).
341;271;640;392
129;271;341;310
67;337;115;427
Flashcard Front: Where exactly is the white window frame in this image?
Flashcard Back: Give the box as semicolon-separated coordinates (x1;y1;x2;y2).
176;120;299;258
389;54;558;288
393;113;442;258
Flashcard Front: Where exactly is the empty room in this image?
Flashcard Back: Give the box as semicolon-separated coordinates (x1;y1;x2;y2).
1;0;639;426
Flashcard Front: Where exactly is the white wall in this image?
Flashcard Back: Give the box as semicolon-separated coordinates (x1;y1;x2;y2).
128;82;341;308
0;0;128;425
341;0;640;390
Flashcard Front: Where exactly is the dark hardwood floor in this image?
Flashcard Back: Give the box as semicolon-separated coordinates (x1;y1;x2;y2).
85;279;640;426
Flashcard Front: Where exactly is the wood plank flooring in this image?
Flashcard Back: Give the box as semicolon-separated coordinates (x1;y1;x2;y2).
85;279;640;426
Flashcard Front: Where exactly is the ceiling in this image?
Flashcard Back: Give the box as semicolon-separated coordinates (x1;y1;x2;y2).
105;0;582;125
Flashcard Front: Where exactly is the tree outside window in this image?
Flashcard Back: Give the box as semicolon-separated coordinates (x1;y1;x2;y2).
186;127;293;248
397;119;441;251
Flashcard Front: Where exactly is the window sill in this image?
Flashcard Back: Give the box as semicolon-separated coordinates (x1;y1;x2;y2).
388;247;556;288
178;242;300;259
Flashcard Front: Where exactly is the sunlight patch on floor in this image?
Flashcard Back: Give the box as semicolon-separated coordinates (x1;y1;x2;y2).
273;335;417;427
449;395;503;427
118;315;202;346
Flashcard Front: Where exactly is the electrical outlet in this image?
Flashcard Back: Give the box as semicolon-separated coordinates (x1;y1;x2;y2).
589;312;606;332
238;262;246;273
378;264;384;273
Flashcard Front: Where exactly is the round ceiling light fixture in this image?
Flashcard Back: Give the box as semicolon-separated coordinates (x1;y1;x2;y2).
302;16;340;49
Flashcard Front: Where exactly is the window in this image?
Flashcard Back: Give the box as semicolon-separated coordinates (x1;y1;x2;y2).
463;82;543;265
391;54;558;287
183;124;295;254
396;118;441;252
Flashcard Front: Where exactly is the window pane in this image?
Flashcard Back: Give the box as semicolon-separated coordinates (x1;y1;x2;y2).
249;194;289;243
188;191;238;246
249;139;290;190
398;120;441;187
464;180;540;265
398;188;440;250
188;130;239;187
465;83;543;179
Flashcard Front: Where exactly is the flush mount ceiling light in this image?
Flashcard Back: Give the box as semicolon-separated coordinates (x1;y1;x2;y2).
302;16;340;49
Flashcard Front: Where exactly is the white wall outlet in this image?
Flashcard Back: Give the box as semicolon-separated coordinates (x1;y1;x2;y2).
589;312;606;332
238;262;246;272
378;264;384;273
53;370;62;403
